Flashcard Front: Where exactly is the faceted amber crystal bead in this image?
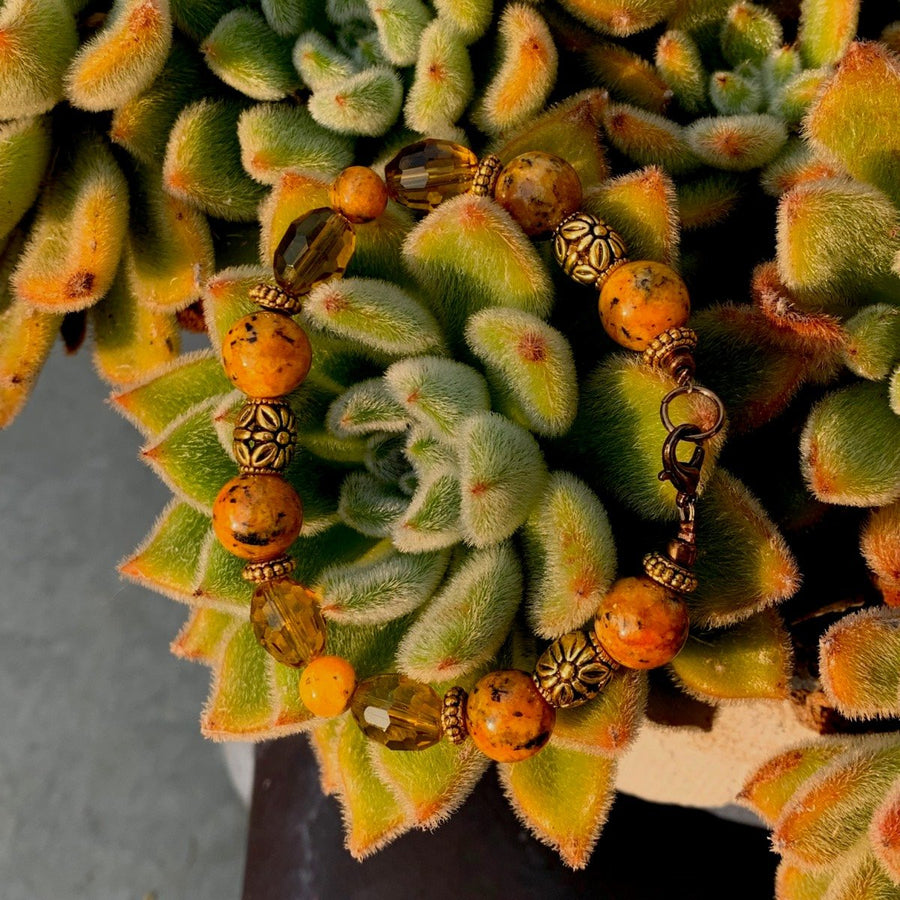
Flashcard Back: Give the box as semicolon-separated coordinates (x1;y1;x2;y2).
273;208;356;296
350;674;443;751
593;576;690;669
222;312;312;398
300;655;357;717
331;166;389;223
384;139;478;211
466;670;555;762
598;261;691;351
250;578;325;668
212;473;303;561
493;151;583;237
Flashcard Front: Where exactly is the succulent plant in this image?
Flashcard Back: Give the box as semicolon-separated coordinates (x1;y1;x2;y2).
4;0;900;883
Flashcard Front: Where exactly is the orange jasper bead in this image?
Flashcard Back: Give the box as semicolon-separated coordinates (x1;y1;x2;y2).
331;166;389;224
212;473;303;561
300;656;357;717
465;670;555;762
598;260;691;351
593;576;689;669
222;312;312;398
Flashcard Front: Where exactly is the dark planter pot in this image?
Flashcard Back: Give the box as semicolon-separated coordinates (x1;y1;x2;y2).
243;736;776;899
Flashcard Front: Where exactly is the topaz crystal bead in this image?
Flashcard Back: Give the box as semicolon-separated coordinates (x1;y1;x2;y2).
250;578;326;668
384;139;478;210
350;674;443;750
273;208;356;296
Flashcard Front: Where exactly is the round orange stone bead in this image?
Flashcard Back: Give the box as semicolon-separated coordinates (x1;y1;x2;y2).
597;260;691;351
212;473;303;561
331;166;389;224
493;151;583;237
593;576;689;669
465;670;556;762
300;655;357;717
222;312;312;398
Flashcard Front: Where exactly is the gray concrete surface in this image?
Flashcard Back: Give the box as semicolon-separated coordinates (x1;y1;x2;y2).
0;343;246;899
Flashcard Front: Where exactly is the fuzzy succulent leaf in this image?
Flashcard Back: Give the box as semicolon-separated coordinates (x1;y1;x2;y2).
13;135;129;312
801;381;900;507
687;113;787;171
655;30;707;113
474;4;557;136
772;736;900;868
432;0;491;41
520;472;616;639
820;608;900;719
402;193;553;339
369;738;489;830
237;104;353;184
770;68;829;126
396;542;522;681
500;745;616;870
91;265;181;384
465;308;578;437
691;469;800;628
201;9;300;100
577;356;725;520
169;0;243;41
843;305;900;381
761;45;802;98
308;67;403;136
456;411;547;547
775;864;835;900
861;502;900;607
318;541;450;623
327;378;409;436
0;117;52;243
676;173;742;228
669;609;792;702
171;607;236;664
337;473;409;537
404;20;473;133
805;42;900;208
760;140;841;197
584;42;671;114
392;467;463;552
65;0;172;112
164;100;267;221
777;179;900;303
709;68;763;115
261;0;313;36
871;783;900;885
584;165;679;265
304;278;444;360
720;2;782;67
292;31;356;89
602;103;699;175
0;0;78;118
364;0;431;66
556;0;674;36
825;853;898;899
798;0;859;68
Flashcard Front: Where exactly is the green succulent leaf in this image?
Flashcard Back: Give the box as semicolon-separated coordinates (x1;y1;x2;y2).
392;467;463;552
798;0;859;68
843;305;900;381
557;0;674;36
720;2;782;67
686;113;787;171
308;67;403;136
327;378;409;437
292;31;356;90
365;0;431;66
170;0;245;41
0;116;52;243
655;30;707;114
432;0;492;42
171;607;237;664
338;472;409;537
262;0;315;36
770;68;829;125
584;42;671;114
862;502;900;607
709;68;763;115
602;103;699;175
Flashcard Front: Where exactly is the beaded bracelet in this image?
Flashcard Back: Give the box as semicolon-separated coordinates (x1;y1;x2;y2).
211;138;725;763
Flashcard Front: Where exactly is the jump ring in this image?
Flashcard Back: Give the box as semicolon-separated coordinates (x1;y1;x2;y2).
660;384;726;442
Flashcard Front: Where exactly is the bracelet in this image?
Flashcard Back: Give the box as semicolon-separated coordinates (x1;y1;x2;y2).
210;138;725;763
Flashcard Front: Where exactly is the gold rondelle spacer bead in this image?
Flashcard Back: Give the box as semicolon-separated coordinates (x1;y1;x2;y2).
642;550;698;594
472;154;502;197
242;555;298;583
441;686;469;744
641;327;698;371
248;281;304;315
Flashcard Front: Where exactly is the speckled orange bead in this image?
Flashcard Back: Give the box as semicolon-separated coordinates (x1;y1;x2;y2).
300;656;357;717
212;473;303;561
493;152;583;237
598;260;691;351
222;312;312;398
331;166;389;224
593;576;689;669
465;670;556;762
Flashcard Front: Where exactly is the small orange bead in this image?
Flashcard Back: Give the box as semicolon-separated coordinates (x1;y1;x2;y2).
300;655;357;717
593;576;689;669
212;473;303;561
331;166;389;224
465;670;556;762
222;312;312;398
493;151;583;237
598;260;691;351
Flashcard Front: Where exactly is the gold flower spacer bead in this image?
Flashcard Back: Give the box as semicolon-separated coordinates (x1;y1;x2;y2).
553;211;629;288
533;630;618;709
441;685;469;744
471;154;502;197
642;550;698;594
234;399;298;473
641;327;698;383
242;555;297;583
248;281;304;315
